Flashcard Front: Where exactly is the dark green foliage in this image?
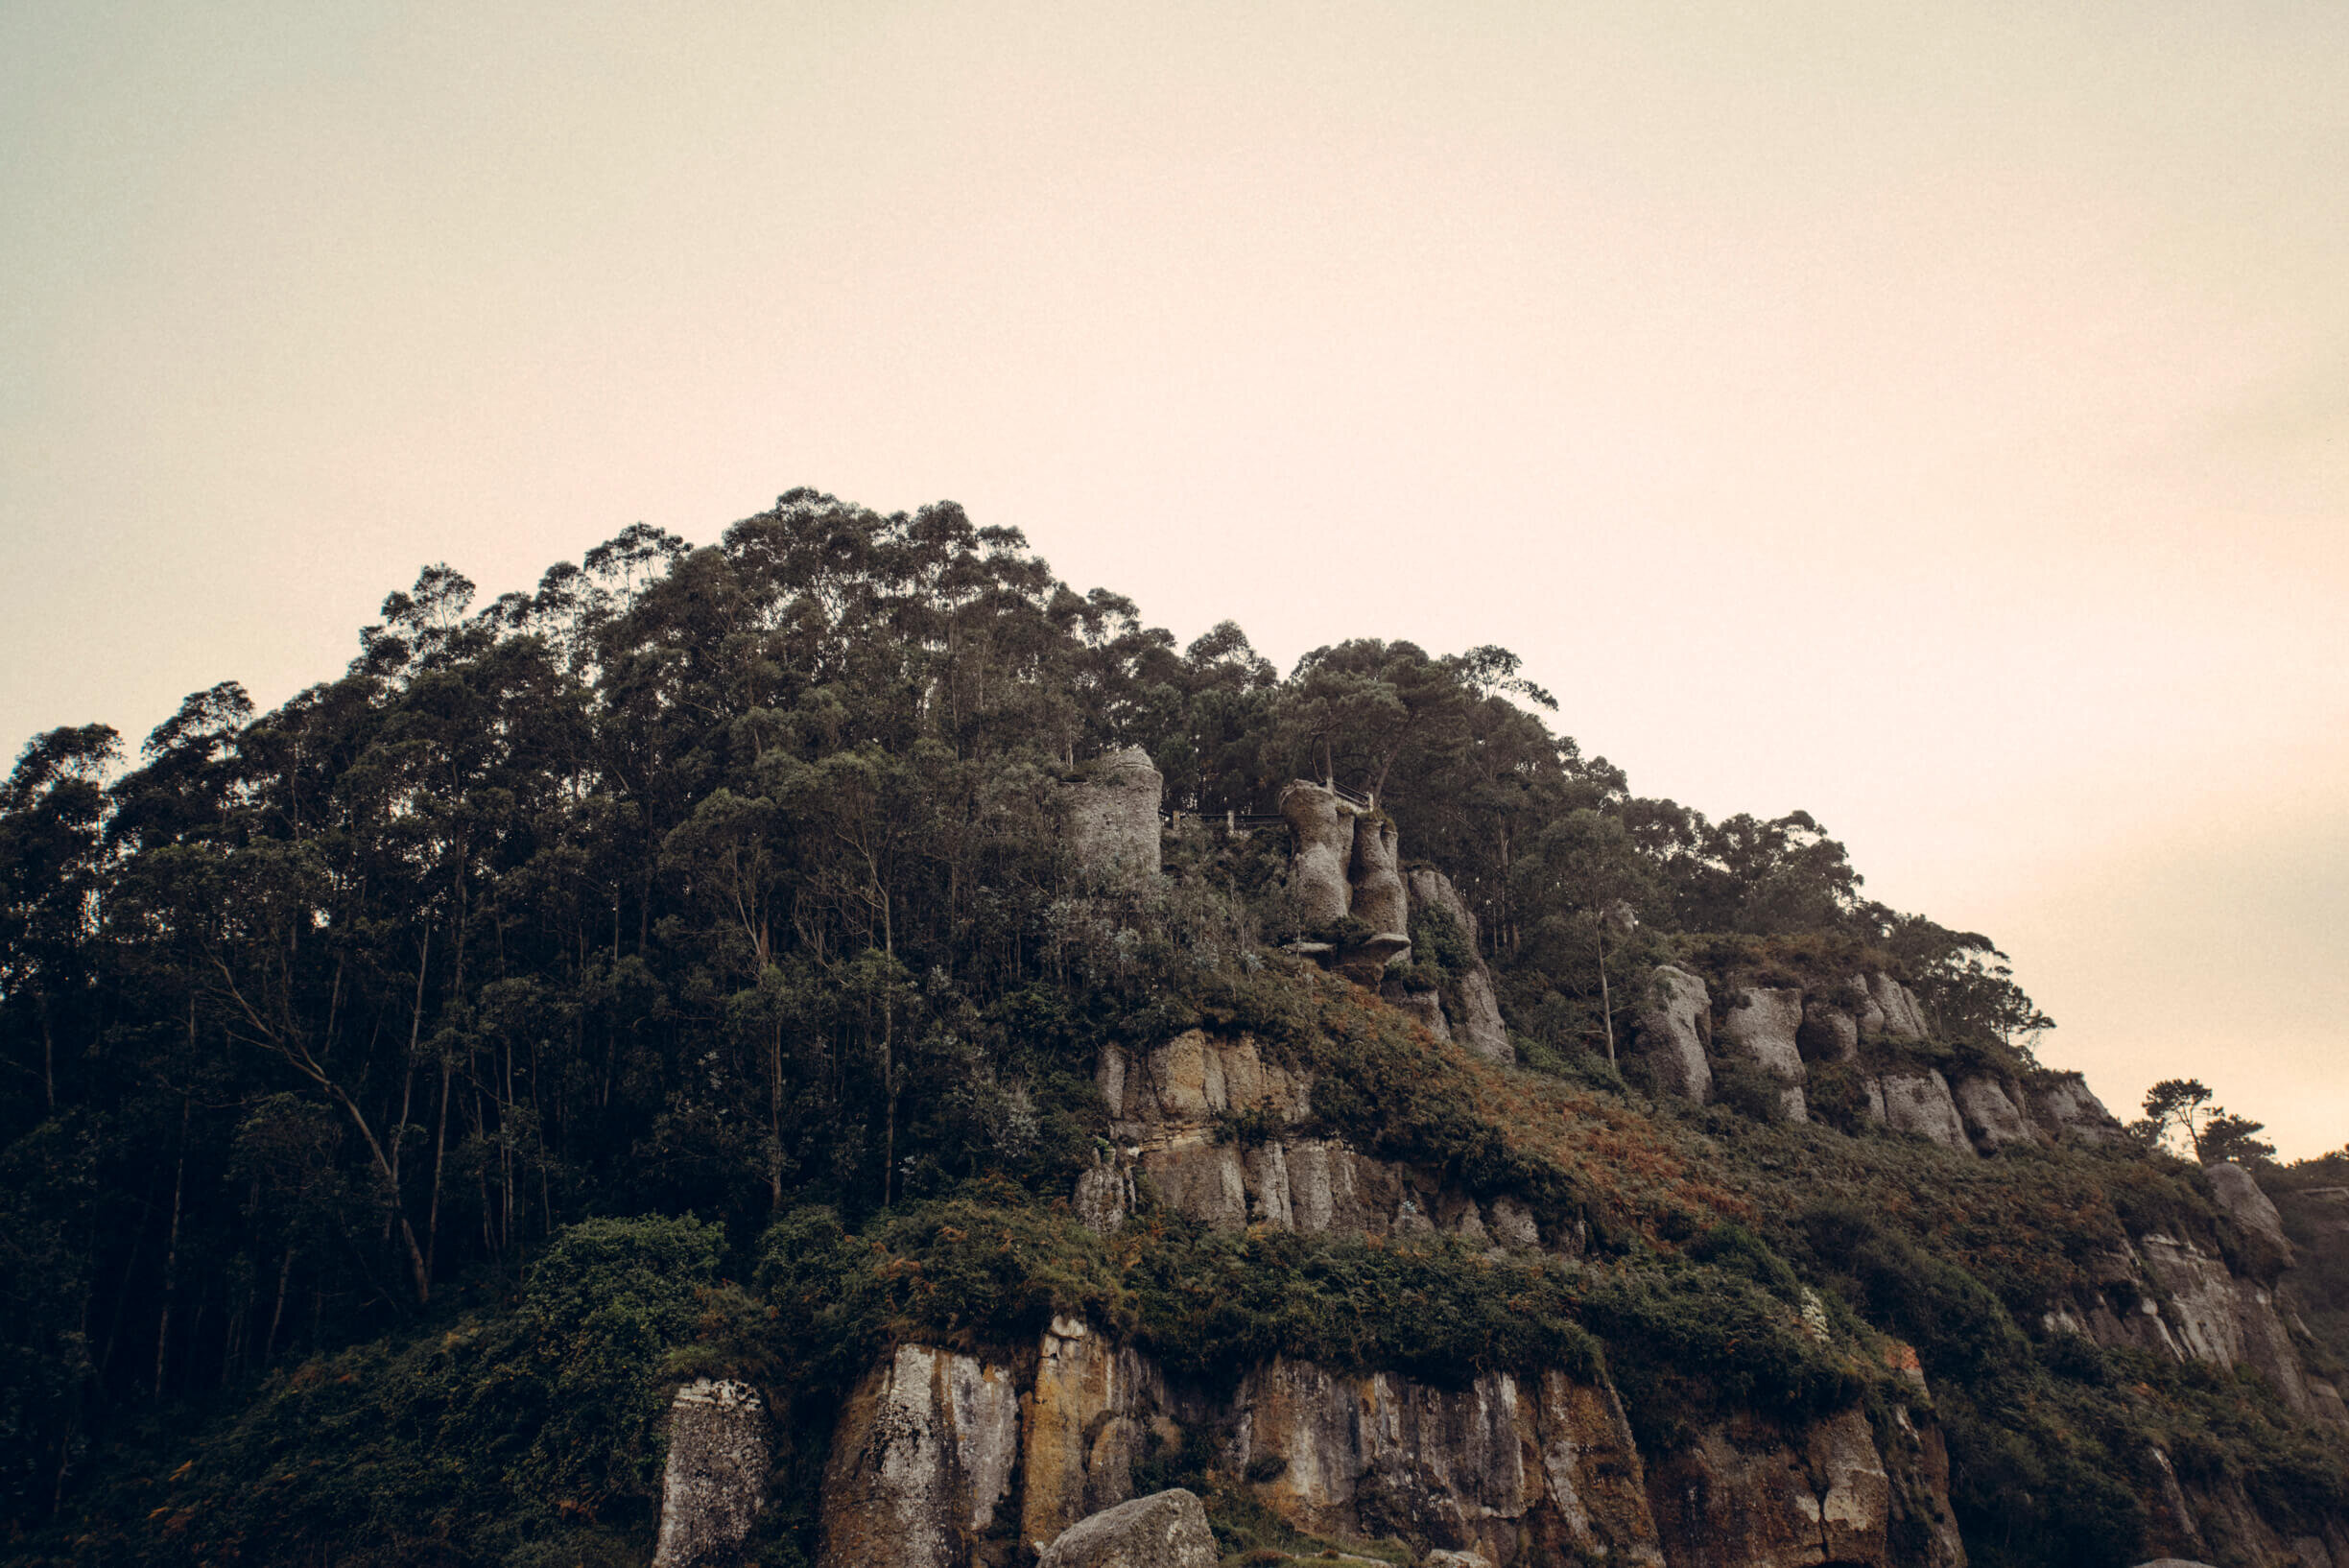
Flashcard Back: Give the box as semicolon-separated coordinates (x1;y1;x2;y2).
36;1215;720;1568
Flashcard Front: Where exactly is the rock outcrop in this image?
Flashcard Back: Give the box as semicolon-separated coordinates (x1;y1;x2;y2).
1646;1406;1937;1568
1950;1076;2038;1152
1878;1069;1970;1152
1797;995;1861;1062
1349;814;1409;938
1719;986;1808;1121
1035;1489;1218;1568
1277;781;1361;927
2207;1162;2293;1265
652;1379;770;1568
1091;1032;1563;1250
819;1345;1022;1568
1406;867;1511;1064
1634;964;1713;1103
1062;748;1163;891
2024;1071;2124;1144
1863;974;1932;1041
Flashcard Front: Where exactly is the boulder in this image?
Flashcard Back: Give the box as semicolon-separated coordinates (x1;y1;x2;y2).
1405;867;1511;1064
1279;781;1360;926
818;1344;1021;1568
1878;1070;1969;1152
2206;1163;2292;1265
1035;1488;1218;1568
2026;1071;2124;1143
1633;965;1713;1103
652;1379;769;1568
1348;814;1410;940
1062;748;1163;891
1951;1076;2038;1151
1720;986;1808;1120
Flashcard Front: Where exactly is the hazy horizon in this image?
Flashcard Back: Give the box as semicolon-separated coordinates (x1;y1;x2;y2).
5;4;2343;1152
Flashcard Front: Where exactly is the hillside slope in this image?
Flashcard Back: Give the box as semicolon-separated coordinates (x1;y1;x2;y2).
1;491;2340;1568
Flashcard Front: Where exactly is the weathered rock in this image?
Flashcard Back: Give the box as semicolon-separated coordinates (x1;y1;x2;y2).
1878;1070;1970;1151
1279;781;1360;926
1865;974;1931;1041
1062;748;1163;891
652;1379;769;1568
1634;965;1713;1102
1647;1408;1894;1568
2207;1162;2293;1265
1023;1319;1176;1548
1449;967;1513;1065
1035;1488;1218;1568
1139;1139;1249;1229
1348;814;1410;940
1106;1033;1309;1130
819;1345;1021;1568
1796;997;1860;1062
1720;986;1808;1120
1423;1553;1496;1568
1406;867;1511;1064
1074;1154;1133;1235
1235;1358;1664;1565
1951;1076;2038;1151
2026;1071;2124;1143
1532;1370;1667;1566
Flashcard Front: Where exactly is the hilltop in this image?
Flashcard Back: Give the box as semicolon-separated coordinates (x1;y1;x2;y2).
1;490;2342;1568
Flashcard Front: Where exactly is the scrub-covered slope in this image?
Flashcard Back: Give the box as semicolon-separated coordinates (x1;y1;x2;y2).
1;491;2340;1568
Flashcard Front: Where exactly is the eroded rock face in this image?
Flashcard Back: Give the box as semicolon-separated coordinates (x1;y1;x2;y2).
1035;1488;1218;1568
819;1345;1021;1568
1647;1408;1898;1568
2208;1163;2293;1265
1350;814;1409;938
1879;1069;1970;1151
652;1379;769;1568
2027;1072;2124;1144
1063;748;1163;891
1634;964;1713;1103
1023;1318;1179;1548
1720;986;1808;1121
1385;983;1451;1041
1234;1359;1664;1566
1405;867;1511;1064
1279;781;1360;926
1951;1076;2038;1152
1865;974;1932;1041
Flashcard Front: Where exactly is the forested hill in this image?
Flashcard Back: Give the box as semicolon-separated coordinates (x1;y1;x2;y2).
4;489;2340;1568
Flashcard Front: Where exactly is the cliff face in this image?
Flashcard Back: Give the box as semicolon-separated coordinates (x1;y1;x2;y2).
804;1316;1959;1568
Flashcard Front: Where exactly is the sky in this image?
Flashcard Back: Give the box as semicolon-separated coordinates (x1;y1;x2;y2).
3;2;2343;1152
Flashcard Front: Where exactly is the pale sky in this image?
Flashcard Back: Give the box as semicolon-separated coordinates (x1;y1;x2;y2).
5;3;2344;1152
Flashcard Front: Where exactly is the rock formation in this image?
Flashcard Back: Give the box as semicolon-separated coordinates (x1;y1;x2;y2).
1633;964;1714;1102
1061;747;1164;891
819;1345;1022;1568
652;1379;770;1568
1796;995;1862;1062
1719;986;1808;1121
1035;1489;1218;1568
1863;974;1932;1042
1405;867;1512;1064
1089;1032;1551;1248
2025;1072;2124;1143
2207;1162;2293;1265
1277;781;1360;927
1878;1070;1971;1152
816;1320;1970;1568
1951;1076;2038;1152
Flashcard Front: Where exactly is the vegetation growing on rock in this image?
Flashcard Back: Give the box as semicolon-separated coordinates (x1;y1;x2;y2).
0;490;2341;1568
